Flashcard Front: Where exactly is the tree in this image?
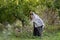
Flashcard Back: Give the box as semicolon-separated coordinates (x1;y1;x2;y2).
0;0;40;26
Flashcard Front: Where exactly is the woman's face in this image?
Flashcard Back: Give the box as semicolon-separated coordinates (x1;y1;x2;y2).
30;14;33;20
30;11;33;20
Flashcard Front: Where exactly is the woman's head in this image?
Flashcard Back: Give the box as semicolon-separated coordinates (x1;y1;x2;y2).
29;10;34;20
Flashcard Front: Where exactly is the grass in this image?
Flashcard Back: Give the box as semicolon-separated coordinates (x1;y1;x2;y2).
0;25;60;40
0;31;60;40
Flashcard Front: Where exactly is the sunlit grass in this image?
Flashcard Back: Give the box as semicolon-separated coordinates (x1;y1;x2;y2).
0;25;60;40
0;31;60;40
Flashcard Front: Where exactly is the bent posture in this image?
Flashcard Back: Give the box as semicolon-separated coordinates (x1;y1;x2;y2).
29;10;45;37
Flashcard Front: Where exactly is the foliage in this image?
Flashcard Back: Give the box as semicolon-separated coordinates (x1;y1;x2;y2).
0;0;60;24
0;0;40;24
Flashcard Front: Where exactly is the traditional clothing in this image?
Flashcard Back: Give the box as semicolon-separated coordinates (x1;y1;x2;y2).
31;12;45;36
